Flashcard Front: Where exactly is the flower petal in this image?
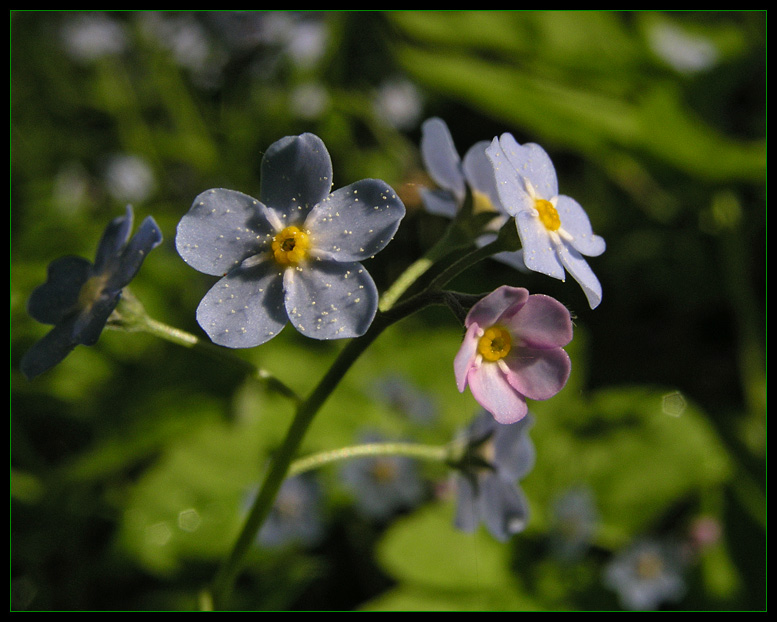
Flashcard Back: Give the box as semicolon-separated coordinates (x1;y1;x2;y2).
556;242;603;309
502;346;571;401
305;178;405;262
504;294;573;349
283;260;378;340
480;476;530;541
93;204;133;273
259;133;334;219
19;321;78;380
176;188;274;276
516;212;566;280
420;117;465;201
454;323;481;392
467;362;529;424
462;140;503;212
27;256;92;325
556;195;606;257
420;188;459;218
493;415;536;481
465;285;529;330
196;261;288;348
486;136;534;217
107;215;163;291
499;137;558;201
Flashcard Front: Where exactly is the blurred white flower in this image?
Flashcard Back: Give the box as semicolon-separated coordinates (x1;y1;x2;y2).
648;21;719;74
104;154;156;203
60;13;128;62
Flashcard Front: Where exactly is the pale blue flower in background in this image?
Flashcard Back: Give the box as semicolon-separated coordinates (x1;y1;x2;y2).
256;476;324;549
603;538;687;610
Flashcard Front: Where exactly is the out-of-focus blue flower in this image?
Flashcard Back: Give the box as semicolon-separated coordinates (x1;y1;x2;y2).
255;475;324;549
603;538;687;610
373;374;438;425
341;433;426;521
486;133;606;308
453;411;535;542
20;205;163;379
176;133;405;348
549;487;599;561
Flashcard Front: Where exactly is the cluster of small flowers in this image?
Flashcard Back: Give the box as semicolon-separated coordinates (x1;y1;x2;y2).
20;119;605;544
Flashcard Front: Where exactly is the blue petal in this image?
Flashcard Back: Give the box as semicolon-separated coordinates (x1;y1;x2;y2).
486;137;534;217
498;136;558;201
556;242;603;309
453;476;479;534
259;133;333;219
419;188;459;218
27;256;92;325
283;260;378;340
196;261;288;348
176;188;275;277
420;117;465;201
555;195;606;257
493;415;535;481
93;205;133;274
481;476;530;541
305;178;405;262
20;321;78;380
462;140;504;212
107;215;163;291
515;212;566;280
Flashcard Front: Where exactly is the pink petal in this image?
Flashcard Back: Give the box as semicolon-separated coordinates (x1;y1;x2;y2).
465;286;529;330
467;362;529;424
454;323;480;392
502;347;571;401
504;294;573;349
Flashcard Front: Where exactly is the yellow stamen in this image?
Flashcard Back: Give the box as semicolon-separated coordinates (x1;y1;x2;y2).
472;189;496;214
535;198;561;231
77;274;108;311
271;226;310;265
477;325;512;362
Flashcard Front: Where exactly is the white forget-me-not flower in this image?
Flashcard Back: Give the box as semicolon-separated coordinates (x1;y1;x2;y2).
486;133;606;308
176;133;405;348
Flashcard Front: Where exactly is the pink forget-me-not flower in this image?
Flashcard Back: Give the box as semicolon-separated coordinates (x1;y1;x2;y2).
21;205;162;379
486;134;606;308
455;286;572;425
176;133;405;348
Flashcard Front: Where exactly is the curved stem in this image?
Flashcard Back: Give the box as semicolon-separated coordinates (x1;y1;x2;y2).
288;441;451;477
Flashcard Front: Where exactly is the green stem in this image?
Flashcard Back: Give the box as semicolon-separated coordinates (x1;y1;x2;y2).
109;292;302;404
208;220;516;609
288;441;451;477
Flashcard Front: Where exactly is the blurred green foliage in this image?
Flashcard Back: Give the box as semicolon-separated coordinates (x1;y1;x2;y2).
11;11;764;611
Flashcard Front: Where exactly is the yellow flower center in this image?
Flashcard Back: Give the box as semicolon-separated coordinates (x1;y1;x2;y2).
535;198;561;231
636;551;664;580
77;274;108;311
472;189;496;214
271;226;310;266
477;325;512;362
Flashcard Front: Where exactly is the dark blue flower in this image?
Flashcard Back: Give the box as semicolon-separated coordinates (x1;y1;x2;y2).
175;133;406;348
453;410;535;541
20;205;163;379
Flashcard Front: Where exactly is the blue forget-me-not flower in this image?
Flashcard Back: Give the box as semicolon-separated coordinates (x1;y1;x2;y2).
20;205;163;379
486;133;606;308
255;475;324;549
176;133;405;348
341;432;426;521
453;410;535;542
603;538;687;610
419;117;527;271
